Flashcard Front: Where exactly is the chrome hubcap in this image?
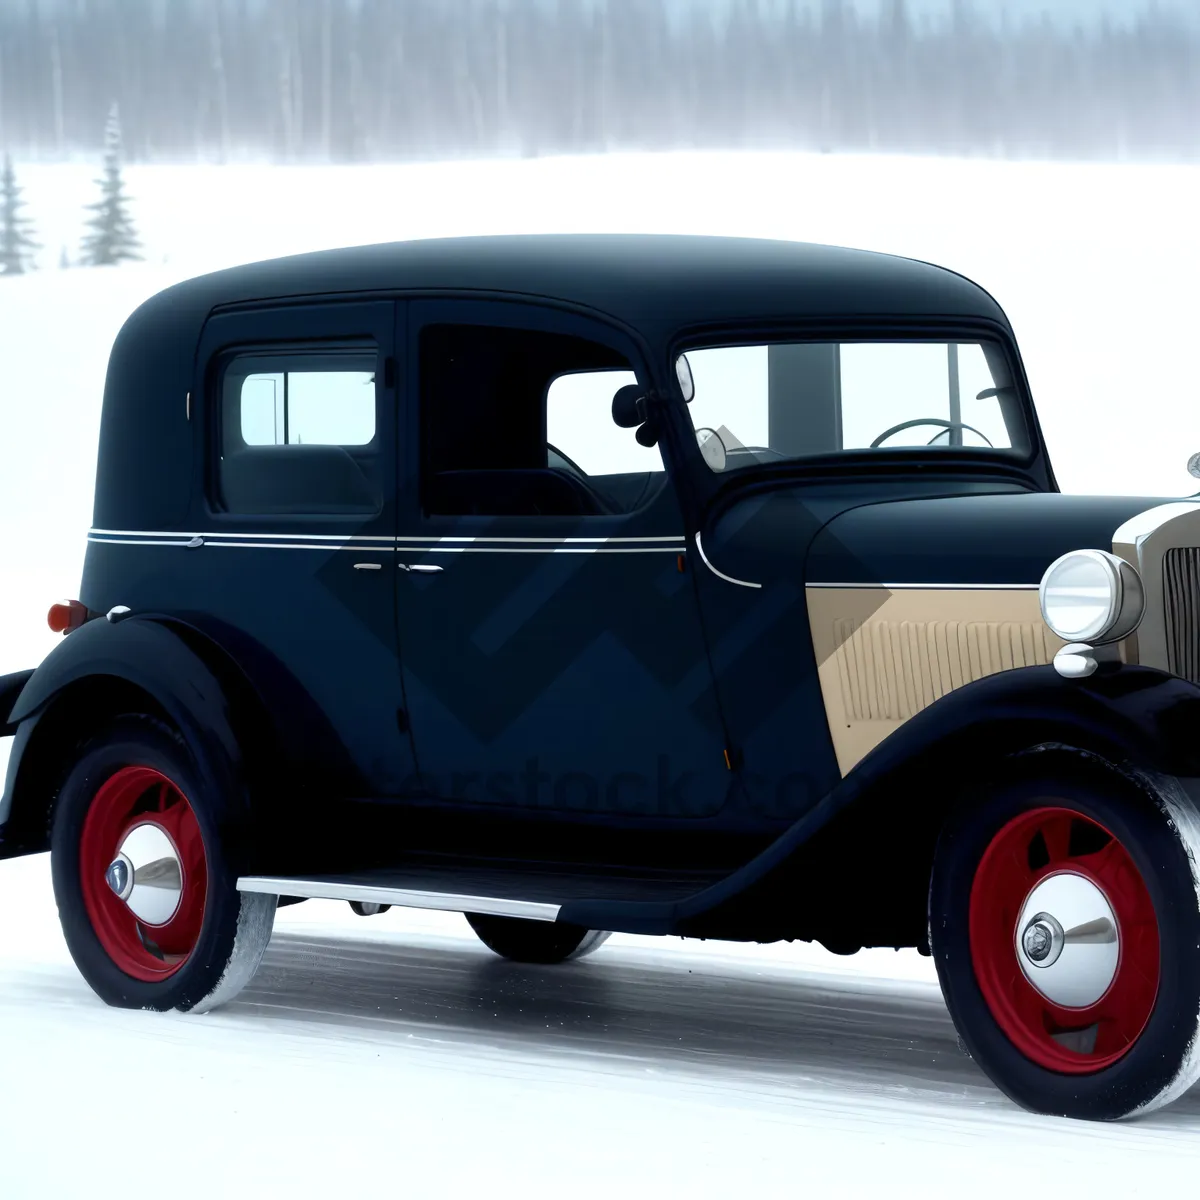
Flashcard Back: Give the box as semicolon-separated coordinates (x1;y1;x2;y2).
106;823;184;927
105;854;133;901
1021;912;1065;965
1015;872;1119;1009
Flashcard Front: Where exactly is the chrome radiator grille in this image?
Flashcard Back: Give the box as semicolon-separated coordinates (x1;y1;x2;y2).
1164;547;1200;683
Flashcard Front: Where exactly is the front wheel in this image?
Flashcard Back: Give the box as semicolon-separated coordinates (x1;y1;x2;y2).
465;913;611;964
51;714;276;1013
930;756;1200;1120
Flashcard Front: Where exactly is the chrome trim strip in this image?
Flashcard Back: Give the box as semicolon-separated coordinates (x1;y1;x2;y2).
90;528;398;543
236;875;561;922
89;535;681;555
695;532;761;589
90;528;685;546
405;535;686;545
198;541;393;551
86;537;197;548
806;581;1040;591
416;545;679;555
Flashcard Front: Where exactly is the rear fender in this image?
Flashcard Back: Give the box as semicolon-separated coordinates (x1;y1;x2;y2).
4;611;360;863
8;614;244;760
0;669;34;737
142;610;360;795
1;616;253;861
2;612;343;865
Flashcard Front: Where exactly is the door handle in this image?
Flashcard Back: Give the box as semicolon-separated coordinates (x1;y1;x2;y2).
353;562;383;571
398;563;443;574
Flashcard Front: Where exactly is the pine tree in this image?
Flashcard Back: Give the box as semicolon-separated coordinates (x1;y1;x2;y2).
0;154;40;276
79;104;143;267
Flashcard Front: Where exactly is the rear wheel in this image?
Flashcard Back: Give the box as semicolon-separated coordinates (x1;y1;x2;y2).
930;756;1200;1119
51;715;276;1012
465;913;611;964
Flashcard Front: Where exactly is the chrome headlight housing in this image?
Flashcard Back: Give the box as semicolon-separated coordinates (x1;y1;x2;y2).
1039;549;1145;645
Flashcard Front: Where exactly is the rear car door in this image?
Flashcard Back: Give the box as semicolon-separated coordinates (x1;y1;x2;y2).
182;300;412;796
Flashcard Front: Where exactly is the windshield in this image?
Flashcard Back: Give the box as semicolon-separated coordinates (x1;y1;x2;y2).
679;340;1030;471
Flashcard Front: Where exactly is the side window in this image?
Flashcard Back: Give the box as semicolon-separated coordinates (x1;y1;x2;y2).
239;369;375;447
217;348;383;515
546;369;665;477
419;322;664;518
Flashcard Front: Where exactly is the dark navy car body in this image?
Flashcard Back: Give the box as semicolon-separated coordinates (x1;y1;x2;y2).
6;235;1200;1120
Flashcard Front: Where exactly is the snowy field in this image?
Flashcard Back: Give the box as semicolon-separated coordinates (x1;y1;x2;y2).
2;151;1200;1195
5;857;1200;1199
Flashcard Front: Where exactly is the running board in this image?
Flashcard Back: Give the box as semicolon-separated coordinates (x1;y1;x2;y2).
236;863;722;925
238;874;560;921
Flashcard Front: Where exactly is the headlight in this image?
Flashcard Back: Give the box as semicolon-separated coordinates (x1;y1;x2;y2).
1039;549;1145;644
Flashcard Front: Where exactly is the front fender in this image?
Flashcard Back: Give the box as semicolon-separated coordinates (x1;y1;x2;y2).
768;661;1200;882
561;663;1200;937
847;660;1200;783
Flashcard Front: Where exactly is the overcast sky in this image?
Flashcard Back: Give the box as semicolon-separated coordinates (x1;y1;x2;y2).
891;0;1193;23
678;0;1197;27
26;0;1197;29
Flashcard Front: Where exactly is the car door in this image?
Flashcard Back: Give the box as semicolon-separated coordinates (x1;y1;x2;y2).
394;297;731;819
185;299;414;796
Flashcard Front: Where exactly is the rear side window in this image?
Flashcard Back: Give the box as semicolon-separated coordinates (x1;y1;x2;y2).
217;348;383;515
239;366;376;447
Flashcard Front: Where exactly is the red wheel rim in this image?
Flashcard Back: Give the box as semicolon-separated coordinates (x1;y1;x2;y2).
79;765;209;982
969;805;1160;1074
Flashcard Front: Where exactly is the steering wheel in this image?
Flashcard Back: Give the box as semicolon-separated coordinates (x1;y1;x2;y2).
546;442;588;477
869;418;994;449
725;445;789;461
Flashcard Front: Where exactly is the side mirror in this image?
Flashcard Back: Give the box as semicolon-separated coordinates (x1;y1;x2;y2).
613;384;661;447
612;384;645;429
675;355;695;403
976;385;1016;400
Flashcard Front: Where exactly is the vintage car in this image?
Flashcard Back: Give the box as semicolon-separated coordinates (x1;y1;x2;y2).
3;234;1200;1121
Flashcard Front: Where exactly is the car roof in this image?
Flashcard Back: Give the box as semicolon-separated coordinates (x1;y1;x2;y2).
145;233;1010;331
94;235;1017;531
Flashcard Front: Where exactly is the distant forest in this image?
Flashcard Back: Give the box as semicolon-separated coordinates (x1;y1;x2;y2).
0;0;1196;164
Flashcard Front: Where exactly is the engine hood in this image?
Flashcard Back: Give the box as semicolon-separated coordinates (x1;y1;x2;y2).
696;484;1199;783
806;492;1170;586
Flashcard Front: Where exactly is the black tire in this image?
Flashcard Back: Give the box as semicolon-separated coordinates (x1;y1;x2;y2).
465;913;611;964
50;713;276;1012
929;754;1200;1120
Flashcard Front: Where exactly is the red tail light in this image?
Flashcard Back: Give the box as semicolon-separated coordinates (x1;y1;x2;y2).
48;599;89;634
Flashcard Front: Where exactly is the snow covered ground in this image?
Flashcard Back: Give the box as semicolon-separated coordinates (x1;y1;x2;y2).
3;151;1200;1195
6;852;1200;1199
